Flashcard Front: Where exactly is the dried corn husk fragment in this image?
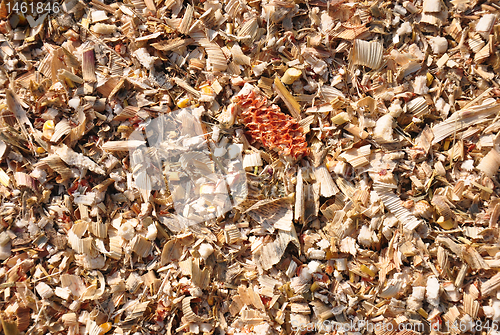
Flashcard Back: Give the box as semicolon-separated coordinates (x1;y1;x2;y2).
225;224;242;244
113;106;139;122
254;227;299;270
406;97;429;117
242;152;262;168
373;114;394;143
477;149;500;177
339;145;371;169
245;198;293;231
6;89;33;139
350;39;383;70
50;120;71;143
124;301;150;322
463;245;489;270
183;297;210;323
273;77;301;120
56;145;105;175
374;182;424;232
314;165;338;197
431;195;454;221
151;37;193;52
238;17;259;44
474;43;491;63
379;273;405;298
469;33;485;54
130;235;152;258
82;48;96;82
161;238;182;265
432;101;500;144
481;272;500;297
193;37;228;72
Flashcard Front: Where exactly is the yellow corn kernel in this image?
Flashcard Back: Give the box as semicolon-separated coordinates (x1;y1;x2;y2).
360;264;376;277
310;281;320;292
426;72;434;86
98;322;112;334
177;97;190;108
43;120;55;131
200;85;214;95
36;147;46;154
208;295;215;305
43;120;55;139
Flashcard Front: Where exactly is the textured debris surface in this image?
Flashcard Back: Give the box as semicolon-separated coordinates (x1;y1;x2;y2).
2;0;500;334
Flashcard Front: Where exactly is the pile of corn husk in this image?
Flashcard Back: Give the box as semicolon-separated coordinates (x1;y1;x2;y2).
2;0;500;334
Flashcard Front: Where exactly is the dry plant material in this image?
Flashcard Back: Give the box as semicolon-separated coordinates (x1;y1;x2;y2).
234;84;308;160
2;0;500;334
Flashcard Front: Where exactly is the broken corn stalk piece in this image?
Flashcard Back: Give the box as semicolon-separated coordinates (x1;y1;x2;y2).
0;168;10;187
417;308;428;318
344;123;368;139
331;112;350;125
281;68;302;85
273;77;301;120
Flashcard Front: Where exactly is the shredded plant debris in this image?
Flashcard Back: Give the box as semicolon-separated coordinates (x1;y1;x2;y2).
1;0;500;334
